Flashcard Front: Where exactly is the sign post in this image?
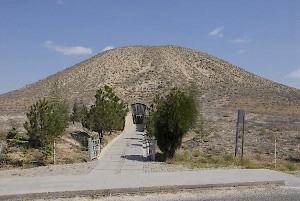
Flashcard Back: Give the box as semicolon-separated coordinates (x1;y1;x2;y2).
234;120;239;157
235;109;245;158
151;139;157;161
88;138;101;161
189;140;193;161
274;136;277;168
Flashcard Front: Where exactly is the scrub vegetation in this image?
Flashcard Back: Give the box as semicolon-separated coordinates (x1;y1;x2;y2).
0;85;127;169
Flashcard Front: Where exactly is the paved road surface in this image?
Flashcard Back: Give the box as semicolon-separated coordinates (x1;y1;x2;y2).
0;113;299;200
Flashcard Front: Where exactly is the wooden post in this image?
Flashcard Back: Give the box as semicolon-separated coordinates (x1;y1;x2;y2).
0;142;2;152
153;139;157;161
142;140;147;158
0;141;3;155
53;140;56;165
146;140;150;158
234;121;239;157
189;140;193;161
241;116;245;159
98;138;101;157
235;110;245;158
274;137;277;168
88;138;92;162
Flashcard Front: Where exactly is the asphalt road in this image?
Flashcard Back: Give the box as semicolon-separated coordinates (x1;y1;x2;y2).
53;186;299;201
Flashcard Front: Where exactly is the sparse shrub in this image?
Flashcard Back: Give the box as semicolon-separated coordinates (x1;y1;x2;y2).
254;154;262;160
18;148;42;168
40;145;53;163
224;155;233;162
285;162;297;171
260;129;272;135
192;149;201;158
6;127;27;147
166;151;189;164
237;158;255;169
64;158;75;164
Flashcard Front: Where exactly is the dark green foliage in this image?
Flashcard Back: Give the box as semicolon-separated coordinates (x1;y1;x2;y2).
147;87;198;158
71;131;90;149
82;85;128;136
70;100;86;123
23;98;69;149
6;127;27;147
81;105;92;130
186;82;205;137
6;127;18;140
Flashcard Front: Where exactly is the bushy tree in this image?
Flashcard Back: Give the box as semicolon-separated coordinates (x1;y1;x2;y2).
82;85;128;138
146;87;197;158
23;98;69;149
6;127;27;147
70;100;86;123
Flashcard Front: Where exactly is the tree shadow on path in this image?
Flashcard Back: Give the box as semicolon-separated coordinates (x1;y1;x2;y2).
121;155;146;162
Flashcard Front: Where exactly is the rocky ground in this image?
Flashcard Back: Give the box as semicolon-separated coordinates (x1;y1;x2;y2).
0;160;201;179
182;106;300;165
35;186;300;201
0;161;98;178
1;159;299;179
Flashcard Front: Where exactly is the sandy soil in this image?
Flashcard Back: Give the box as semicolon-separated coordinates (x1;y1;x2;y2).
0;160;98;178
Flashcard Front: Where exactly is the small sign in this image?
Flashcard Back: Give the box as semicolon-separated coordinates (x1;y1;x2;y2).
237;109;245;123
235;109;246;158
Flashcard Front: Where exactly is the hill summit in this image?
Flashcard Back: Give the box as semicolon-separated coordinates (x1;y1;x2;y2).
0;45;300;130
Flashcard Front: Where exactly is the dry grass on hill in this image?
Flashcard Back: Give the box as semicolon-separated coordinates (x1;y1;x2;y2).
0;45;299;168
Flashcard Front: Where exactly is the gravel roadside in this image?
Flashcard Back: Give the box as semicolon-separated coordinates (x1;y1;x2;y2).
0;159;195;178
0;160;98;178
33;185;300;201
1;158;299;178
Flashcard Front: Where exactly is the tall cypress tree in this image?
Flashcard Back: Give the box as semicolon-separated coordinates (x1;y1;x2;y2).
146;87;197;158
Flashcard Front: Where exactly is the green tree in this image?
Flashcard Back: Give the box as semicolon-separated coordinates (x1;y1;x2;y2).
70;100;86;124
6;127;27;147
187;82;212;142
147;87;197;158
81;104;93;130
23;98;69;149
82;85;127;138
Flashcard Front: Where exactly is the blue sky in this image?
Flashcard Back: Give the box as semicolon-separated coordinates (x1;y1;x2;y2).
1;0;300;94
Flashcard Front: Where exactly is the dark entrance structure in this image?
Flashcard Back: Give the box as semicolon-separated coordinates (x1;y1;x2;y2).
131;103;147;124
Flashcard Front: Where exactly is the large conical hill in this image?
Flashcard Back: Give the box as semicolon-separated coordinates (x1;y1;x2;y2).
0;45;300;130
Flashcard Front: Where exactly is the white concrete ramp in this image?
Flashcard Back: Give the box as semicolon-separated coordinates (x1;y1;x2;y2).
91;113;145;174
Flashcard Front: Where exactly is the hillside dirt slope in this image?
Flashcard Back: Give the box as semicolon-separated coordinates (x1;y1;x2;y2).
0;45;299;162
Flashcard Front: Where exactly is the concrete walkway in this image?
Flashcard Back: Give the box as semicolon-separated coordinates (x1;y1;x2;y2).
90;114;145;175
0;113;299;200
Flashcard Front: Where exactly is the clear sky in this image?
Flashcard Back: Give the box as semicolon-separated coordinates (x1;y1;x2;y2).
1;0;300;94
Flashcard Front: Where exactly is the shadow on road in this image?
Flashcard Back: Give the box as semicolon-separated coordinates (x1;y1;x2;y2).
130;143;143;147
135;124;144;132
124;137;142;140
121;155;146;162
